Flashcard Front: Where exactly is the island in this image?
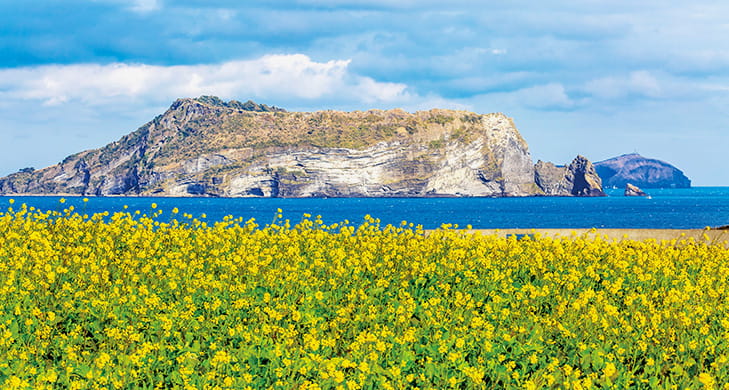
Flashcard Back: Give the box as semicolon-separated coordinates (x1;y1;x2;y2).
595;153;691;189
0;96;605;198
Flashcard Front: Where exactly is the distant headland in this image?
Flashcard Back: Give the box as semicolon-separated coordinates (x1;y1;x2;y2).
595;153;691;189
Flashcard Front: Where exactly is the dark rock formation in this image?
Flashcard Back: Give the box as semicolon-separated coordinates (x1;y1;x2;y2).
595;153;691;189
624;183;648;197
566;155;606;197
534;155;606;197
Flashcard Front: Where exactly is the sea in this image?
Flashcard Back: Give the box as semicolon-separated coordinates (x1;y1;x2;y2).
1;187;728;229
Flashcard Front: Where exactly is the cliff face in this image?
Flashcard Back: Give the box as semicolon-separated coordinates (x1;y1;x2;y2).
534;161;567;195
534;155;606;197
594;153;691;189
0;97;541;197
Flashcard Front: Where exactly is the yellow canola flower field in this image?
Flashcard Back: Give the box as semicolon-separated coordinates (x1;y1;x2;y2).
1;202;729;389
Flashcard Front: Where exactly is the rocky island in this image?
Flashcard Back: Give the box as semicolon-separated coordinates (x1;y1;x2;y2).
624;183;649;197
595;153;691;189
0;96;604;198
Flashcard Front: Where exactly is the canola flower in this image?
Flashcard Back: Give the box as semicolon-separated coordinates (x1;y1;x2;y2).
0;201;729;389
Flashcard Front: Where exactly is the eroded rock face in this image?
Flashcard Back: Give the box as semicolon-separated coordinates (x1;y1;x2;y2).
0;97;541;197
534;161;569;196
625;183;649;197
534;155;606;197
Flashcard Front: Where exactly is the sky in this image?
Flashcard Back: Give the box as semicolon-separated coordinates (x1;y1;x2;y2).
1;1;728;185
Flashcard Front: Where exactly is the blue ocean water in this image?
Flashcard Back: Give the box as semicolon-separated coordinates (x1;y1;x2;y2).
1;187;728;229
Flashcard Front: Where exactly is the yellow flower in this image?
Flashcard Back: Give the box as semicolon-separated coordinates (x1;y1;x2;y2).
332;370;345;383
1;203;728;389
94;352;112;369
455;338;465;349
698;373;715;388
603;362;617;380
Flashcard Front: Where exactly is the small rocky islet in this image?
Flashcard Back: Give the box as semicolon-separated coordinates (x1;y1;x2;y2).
624;183;649;197
0;96;688;197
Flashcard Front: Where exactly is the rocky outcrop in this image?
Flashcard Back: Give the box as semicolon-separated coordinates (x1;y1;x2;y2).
567;155;607;197
534;161;568;196
0;97;542;197
595;153;691;189
624;183;648;197
534;155;606;197
194;95;286;113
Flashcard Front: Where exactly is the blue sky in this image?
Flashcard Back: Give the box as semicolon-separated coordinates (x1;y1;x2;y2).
1;1;728;185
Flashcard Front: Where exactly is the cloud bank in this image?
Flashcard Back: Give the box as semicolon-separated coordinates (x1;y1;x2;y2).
0;54;409;108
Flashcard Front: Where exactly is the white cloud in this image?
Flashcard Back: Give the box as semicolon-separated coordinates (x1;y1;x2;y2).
0;54;410;107
513;83;574;109
130;0;162;13
293;0;448;8
461;82;578;116
583;71;662;100
629;71;661;97
93;0;162;13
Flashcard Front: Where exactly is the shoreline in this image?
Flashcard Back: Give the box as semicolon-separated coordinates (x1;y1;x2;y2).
463;228;729;247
